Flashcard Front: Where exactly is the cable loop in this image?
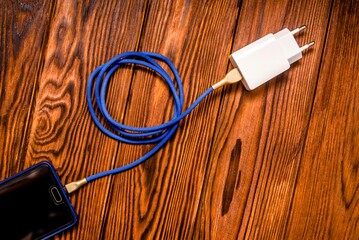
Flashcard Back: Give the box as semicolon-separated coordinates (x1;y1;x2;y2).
86;52;213;181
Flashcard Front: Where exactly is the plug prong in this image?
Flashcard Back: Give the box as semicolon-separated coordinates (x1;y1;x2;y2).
300;41;315;52
291;25;307;35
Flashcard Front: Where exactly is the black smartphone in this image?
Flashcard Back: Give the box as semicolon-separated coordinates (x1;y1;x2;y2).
0;161;78;240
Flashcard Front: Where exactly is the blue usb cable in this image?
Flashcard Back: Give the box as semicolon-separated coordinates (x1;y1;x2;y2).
65;51;241;193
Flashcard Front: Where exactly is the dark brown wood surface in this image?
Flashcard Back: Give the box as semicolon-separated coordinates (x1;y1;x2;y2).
1;0;358;239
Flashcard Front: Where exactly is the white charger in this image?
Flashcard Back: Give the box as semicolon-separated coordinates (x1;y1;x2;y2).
229;26;314;90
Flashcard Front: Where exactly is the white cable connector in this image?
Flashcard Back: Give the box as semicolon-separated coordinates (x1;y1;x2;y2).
229;25;314;90
65;178;87;194
212;68;242;89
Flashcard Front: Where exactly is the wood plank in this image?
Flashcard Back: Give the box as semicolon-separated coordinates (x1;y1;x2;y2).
286;0;359;238
100;1;241;238
194;0;334;239
0;1;53;176
22;1;147;239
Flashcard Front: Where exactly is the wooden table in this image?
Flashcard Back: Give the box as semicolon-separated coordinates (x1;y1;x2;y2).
1;0;358;239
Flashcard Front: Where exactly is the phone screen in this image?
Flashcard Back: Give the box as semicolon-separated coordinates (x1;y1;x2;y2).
0;162;77;240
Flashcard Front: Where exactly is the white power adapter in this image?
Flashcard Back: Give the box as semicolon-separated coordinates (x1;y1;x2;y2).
229;26;314;90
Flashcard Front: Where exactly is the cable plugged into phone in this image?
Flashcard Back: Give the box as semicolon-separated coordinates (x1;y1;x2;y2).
65;178;87;194
65;25;314;194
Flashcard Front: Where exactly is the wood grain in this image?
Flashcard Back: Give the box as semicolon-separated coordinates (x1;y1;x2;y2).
0;0;358;239
194;0;335;239
22;1;147;239
101;1;240;239
286;0;359;238
0;0;53;177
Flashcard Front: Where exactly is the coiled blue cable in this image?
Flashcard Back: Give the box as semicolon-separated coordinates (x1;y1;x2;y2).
86;52;213;182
